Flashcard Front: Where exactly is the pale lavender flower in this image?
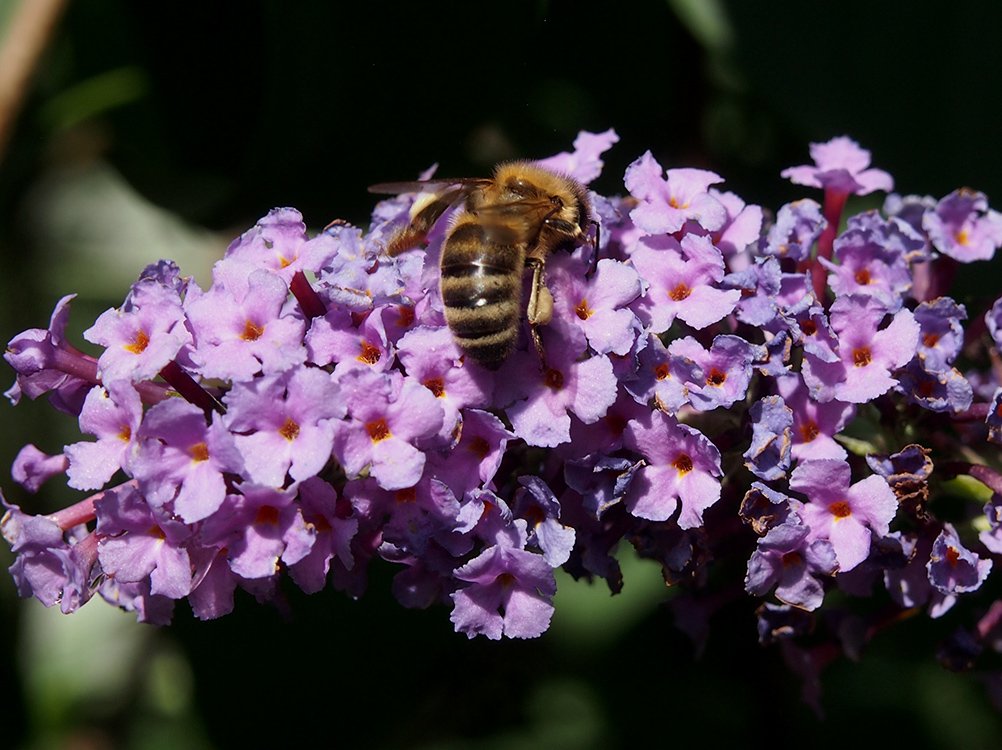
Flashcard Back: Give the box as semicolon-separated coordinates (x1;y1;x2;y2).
185;269;306;381
64;382;142;491
450;543;557;640
624;150;727;234
790;459;898;573
775;373;854;462
801;295;918;403
623;411;722;527
668;334;761;411
224;367;345;487
332;369;444;490
12;444;68;492
630;233;740;331
535;128;619;184
781;136;893;196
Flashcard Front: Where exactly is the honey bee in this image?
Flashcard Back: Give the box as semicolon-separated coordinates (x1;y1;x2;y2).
370;162;592;369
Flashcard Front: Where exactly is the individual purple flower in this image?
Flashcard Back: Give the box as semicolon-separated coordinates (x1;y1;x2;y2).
980;494;1002;555
224;367;345;487
548;255;644;356
450;543;557;640
534;128;619;184
790;459;898;573
332;368;444;490
895;360;973;413
625;333;703;413
12;444;68;492
722;256;783;327
923;188;1002;263
64;382;142;491
989;388;1002;445
129;398;245;522
223;207;335;282
668;335;761;411
800;295;918;404
781;136;893;197
744;395;793;481
514;476;575;567
707;189;763;269
758;199;826;262
624;150;727;234
2;495;97;611
306;305;393;374
745;517;837;611
287;477;357;594
425;409;514;498
986;296;1002;352
498;327;617;448
396;325;492;439
927;523;993;594
201;484;315;580
630;233;740;331
821;219;914;310
95;485;193;600
562;389;651;458
623;411;722;527
185;269;306;381
564;454;644;520
4;295;96;414
84;285;192;384
913;297;967;371
775;374;854;462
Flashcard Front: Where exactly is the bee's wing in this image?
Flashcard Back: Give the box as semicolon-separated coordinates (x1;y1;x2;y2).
367;178;490;195
374;178;490;256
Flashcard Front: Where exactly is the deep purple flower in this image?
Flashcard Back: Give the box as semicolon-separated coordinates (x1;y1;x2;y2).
668;334;761;411
12;444;68;493
923;188;1002;263
927;524;992;595
287;477;357;594
745;517;837;611
758;199;826;262
626;333;703;414
744;395;793;481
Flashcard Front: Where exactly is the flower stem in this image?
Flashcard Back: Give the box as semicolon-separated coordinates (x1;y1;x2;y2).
291;270;327;319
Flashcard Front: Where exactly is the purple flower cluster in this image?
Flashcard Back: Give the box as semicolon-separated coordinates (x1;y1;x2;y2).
5;132;1002;696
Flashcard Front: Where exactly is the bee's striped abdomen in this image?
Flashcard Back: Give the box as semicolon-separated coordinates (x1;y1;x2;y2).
440;220;525;369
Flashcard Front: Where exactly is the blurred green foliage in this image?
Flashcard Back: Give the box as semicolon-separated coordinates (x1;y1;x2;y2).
3;1;1002;748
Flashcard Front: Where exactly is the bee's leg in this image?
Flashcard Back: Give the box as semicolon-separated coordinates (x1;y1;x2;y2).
525;257;553;366
585;220;601;278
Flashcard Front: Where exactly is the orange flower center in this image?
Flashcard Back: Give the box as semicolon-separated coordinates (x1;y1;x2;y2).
365;418;391;442
673;454;694;474
242;320;265;341
575;299;593;320
125;329;150;354
852;347;872;367
706;368;727;386
424;377;446;398
255;506;280;525
669;283;691;301
279;417;300;441
357;340;381;365
799;421;819;443
467;436;491;460
829;501;852;519
544;368;564;391
190;442;210;462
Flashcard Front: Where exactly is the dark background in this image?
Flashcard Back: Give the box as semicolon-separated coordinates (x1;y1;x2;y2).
3;1;1002;747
